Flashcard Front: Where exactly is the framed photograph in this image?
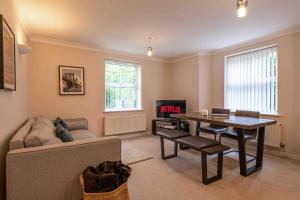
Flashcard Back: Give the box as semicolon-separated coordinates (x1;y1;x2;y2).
59;65;85;95
0;15;16;91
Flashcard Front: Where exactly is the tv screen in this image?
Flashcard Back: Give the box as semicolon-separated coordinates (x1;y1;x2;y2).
156;100;186;118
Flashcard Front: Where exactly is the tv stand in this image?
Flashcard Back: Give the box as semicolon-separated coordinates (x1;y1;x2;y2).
152;118;190;135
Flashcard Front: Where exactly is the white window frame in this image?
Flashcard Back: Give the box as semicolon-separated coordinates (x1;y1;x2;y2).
224;45;279;115
104;59;142;112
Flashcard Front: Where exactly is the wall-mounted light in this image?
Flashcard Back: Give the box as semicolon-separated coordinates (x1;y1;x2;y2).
18;44;32;55
145;37;154;57
237;0;248;18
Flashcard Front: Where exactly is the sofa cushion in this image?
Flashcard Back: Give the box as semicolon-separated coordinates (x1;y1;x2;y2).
9;118;35;150
65;118;88;131
36;116;55;129
24;121;56;147
55;124;74;142
54;117;69;130
43;136;64;145
69;130;96;140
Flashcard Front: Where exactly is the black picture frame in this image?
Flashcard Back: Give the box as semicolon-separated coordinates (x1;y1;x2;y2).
0;15;16;91
59;65;85;95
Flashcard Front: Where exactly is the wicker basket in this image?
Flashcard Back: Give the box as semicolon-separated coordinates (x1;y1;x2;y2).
80;175;129;200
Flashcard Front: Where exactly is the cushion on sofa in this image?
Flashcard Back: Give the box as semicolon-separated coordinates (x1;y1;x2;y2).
54;117;69;130
24;121;56;147
69;130;96;140
9;118;35;150
44;136;64;145
36;116;55;129
55;124;74;142
65;118;88;131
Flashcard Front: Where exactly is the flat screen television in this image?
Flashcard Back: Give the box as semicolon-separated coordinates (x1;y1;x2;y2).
156;100;186;118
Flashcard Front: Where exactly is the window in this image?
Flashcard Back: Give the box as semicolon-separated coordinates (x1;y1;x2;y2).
105;59;141;111
224;46;278;114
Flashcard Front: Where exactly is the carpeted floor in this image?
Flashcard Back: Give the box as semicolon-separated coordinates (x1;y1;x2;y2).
122;141;153;165
121;134;300;200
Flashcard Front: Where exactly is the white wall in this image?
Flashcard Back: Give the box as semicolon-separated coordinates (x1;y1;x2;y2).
0;0;29;199
170;54;211;134
28;41;172;136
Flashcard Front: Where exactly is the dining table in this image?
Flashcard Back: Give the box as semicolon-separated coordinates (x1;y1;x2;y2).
170;112;277;177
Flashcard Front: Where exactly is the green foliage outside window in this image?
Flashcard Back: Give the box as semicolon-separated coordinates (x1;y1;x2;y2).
105;60;140;110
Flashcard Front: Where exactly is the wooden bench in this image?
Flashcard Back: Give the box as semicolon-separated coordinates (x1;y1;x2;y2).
156;128;191;159
156;129;230;185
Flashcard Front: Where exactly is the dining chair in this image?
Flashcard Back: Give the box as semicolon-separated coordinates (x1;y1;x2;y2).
196;108;230;140
219;110;260;162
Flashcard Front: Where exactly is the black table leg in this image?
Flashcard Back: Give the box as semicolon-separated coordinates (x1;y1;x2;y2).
160;137;165;159
177;118;191;150
256;127;265;169
237;128;247;176
237;127;266;176
196;121;201;136
152;120;157;135
177;118;181;130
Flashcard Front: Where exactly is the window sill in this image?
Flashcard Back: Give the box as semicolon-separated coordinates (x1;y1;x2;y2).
260;113;282;117
104;109;144;113
230;112;281;118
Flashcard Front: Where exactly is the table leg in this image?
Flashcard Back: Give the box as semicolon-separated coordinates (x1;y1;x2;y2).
152;120;157;135
237;128;247;176
237;127;266;176
160;137;165;159
177;118;191;150
177;119;181;130
256;127;265;169
196;121;201;136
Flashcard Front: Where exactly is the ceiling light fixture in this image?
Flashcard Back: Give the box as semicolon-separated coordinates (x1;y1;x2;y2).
145;37;154;57
237;0;248;18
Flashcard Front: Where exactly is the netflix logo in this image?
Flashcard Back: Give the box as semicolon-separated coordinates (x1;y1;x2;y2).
160;106;181;113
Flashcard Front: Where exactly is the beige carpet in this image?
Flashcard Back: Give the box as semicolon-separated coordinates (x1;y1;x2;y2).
121;139;153;165
122;134;300;200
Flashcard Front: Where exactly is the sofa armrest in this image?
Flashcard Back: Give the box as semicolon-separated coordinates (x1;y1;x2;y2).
64;118;88;130
6;136;121;200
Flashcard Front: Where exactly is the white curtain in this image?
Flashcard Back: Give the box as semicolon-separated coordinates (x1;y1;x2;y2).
224;46;278;114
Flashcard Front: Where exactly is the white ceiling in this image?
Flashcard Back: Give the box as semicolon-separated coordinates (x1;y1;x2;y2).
14;0;300;60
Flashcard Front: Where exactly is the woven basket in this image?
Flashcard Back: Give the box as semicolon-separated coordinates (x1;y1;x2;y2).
80;176;129;200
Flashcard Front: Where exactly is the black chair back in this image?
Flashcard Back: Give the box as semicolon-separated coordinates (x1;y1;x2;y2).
212;108;230;115
210;108;230;128
235;110;260;118
235;110;260;136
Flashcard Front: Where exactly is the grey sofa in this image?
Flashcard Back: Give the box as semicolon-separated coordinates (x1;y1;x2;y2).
6;117;121;200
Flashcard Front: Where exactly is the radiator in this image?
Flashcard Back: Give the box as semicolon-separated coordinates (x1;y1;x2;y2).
104;115;147;135
251;124;282;148
264;124;282;148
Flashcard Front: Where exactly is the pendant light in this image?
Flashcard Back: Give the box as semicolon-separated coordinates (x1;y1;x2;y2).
146;37;153;57
237;0;248;18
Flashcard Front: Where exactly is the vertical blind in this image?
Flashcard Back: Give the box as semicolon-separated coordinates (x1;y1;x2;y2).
224;46;278;114
105;59;141;111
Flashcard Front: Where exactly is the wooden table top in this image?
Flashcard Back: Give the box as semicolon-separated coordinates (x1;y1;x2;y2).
170;112;277;130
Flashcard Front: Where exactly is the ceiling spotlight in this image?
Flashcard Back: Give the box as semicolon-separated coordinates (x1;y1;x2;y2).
237;0;248;18
145;37;154;57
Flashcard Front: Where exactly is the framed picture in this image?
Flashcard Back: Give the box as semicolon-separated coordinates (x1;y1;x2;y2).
0;15;16;91
59;65;85;95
